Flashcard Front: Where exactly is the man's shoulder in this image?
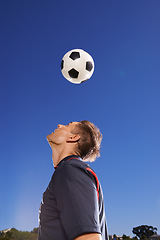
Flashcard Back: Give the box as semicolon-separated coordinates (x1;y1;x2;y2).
54;156;97;185
57;156;89;170
66;157;89;169
55;159;87;177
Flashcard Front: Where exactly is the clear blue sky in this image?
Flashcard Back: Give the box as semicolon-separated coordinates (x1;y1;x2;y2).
0;0;160;236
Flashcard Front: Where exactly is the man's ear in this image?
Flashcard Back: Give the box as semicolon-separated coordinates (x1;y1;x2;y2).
66;134;80;143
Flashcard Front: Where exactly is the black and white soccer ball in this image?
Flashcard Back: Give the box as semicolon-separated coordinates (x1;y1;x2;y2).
61;49;94;84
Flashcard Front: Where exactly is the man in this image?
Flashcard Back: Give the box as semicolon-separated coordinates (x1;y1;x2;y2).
38;120;108;240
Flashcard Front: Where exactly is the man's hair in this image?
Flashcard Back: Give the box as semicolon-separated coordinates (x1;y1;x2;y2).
72;120;102;162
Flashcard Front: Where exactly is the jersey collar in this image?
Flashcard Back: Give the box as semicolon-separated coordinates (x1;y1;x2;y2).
54;155;82;169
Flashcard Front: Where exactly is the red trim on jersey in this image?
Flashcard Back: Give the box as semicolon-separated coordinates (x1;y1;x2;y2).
54;158;100;201
86;167;99;201
54;157;80;169
66;157;80;161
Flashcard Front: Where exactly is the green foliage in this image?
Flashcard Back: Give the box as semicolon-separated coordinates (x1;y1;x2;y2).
31;228;39;234
122;234;132;240
132;225;158;240
132;237;138;240
0;228;38;240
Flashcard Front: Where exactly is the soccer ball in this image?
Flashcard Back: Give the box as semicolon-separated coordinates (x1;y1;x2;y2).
61;49;94;84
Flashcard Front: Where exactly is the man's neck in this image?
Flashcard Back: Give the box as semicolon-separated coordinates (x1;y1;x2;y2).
52;150;69;167
50;143;77;167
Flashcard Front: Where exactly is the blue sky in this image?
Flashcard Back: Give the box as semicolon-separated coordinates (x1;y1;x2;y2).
0;0;160;236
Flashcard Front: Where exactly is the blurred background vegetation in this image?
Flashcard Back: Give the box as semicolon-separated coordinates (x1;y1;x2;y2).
0;225;158;240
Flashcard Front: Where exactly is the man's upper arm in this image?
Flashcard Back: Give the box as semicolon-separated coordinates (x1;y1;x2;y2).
74;233;102;240
54;164;101;239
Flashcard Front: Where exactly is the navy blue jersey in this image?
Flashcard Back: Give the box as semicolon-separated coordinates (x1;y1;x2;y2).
38;155;108;240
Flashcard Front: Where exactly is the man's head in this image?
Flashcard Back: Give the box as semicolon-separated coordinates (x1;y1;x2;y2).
47;120;102;162
72;120;102;162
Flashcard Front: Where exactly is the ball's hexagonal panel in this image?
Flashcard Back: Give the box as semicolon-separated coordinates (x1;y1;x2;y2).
61;60;64;70
69;52;80;60
86;61;93;72
68;68;79;78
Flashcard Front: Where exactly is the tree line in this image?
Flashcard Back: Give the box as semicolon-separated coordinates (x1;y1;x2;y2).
0;228;38;240
0;225;158;240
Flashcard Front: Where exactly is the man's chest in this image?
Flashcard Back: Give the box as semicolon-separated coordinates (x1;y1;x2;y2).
39;186;59;225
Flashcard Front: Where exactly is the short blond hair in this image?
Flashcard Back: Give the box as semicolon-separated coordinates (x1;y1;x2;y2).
72;120;102;162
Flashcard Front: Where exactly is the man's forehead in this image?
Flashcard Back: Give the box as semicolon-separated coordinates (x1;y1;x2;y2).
69;121;80;131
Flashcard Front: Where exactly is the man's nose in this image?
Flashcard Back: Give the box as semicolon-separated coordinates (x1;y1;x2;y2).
58;124;65;128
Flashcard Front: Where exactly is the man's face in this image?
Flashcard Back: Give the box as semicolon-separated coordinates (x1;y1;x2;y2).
47;122;79;145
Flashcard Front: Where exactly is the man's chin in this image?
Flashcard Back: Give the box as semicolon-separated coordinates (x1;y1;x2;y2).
46;135;52;144
46;133;52;140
